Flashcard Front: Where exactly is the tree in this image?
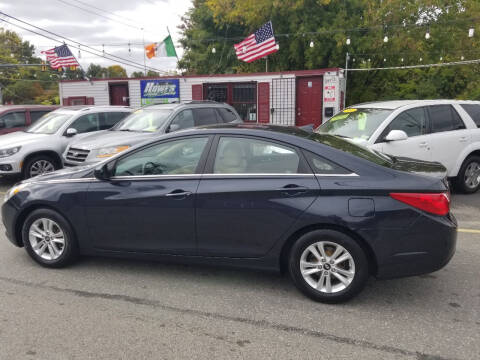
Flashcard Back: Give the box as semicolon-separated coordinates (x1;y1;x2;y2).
178;0;480;103
106;65;127;78
86;63;107;78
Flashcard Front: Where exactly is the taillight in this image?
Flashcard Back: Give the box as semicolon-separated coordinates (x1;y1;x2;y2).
390;192;450;216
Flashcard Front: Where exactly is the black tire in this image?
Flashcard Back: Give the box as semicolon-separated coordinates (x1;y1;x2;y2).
288;230;369;303
22;154;59;179
22;209;79;268
455;155;480;194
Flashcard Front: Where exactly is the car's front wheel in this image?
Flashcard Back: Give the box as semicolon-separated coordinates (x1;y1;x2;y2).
455;155;480;194
22;209;78;268
23;155;58;179
289;230;369;303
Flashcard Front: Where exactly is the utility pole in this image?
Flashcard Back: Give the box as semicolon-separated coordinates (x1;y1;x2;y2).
265;56;268;73
0;85;3;105
142;28;147;76
344;52;349;109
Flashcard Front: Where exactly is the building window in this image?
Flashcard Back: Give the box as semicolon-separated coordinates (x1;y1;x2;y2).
232;83;257;122
205;84;228;102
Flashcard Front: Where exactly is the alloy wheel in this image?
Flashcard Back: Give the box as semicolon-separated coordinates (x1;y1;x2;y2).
28;218;65;261
464;161;480;190
29;160;55;177
300;241;355;293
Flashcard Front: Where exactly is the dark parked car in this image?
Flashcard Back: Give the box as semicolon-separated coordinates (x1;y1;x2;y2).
0;105;58;134
2;125;456;303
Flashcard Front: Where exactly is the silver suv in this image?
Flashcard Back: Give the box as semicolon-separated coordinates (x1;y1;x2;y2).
0;106;131;179
63;101;241;167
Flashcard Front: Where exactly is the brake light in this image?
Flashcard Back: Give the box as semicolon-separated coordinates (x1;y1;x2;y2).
390;192;450;216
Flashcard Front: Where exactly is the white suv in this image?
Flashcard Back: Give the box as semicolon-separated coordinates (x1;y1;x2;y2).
0;106;131;179
317;100;480;193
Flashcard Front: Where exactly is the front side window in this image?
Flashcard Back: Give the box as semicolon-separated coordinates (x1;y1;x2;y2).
213;137;300;174
69;113;100;134
428;105;465;133
193;108;219;126
170;110;194;130
114;109;172;132
0;112;26;129
26;112;72;134
384;107;427;138
114;137;209;177
317;108;393;140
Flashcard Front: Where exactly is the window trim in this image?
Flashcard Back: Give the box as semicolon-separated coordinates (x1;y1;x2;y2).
108;135;214;179
203;134;310;175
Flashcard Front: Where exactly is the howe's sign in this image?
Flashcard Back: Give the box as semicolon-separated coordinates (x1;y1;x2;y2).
140;79;180;105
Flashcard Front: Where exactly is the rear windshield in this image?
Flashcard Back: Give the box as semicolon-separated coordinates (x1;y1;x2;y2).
317;108;393;140
308;132;394;168
114;109;173;132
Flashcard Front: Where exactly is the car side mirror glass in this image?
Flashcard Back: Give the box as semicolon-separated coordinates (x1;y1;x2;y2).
167;123;180;133
93;164;110;180
65;128;78;137
384;129;408;142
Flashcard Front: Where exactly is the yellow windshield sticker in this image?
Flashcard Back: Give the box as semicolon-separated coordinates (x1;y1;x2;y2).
330;114;350;121
343;108;357;113
358;112;367;131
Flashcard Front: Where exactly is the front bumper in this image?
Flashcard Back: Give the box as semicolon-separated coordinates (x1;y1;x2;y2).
2;199;22;247
0;154;23;174
63;157;101;167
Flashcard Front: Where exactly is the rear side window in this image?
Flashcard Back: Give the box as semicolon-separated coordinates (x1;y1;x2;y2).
101;112;129;129
460;104;480;127
303;151;351;175
30;111;50;123
0;112;26;128
428;105;465;133
217;107;237;123
193;108;220;126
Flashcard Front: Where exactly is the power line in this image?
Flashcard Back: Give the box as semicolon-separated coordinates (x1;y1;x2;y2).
347;58;480;71
68;0;140;26
0;12;171;74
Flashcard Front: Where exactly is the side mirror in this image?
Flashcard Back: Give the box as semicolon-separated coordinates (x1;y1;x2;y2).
65;128;78;137
167;123;180;133
93;164;110;181
384;129;408;142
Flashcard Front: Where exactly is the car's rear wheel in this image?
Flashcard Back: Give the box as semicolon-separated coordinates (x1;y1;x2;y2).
455;155;480;194
22;209;78;268
23;155;58;179
289;230;369;303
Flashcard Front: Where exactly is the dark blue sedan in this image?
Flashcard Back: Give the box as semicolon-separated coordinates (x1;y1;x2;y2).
2;124;456;303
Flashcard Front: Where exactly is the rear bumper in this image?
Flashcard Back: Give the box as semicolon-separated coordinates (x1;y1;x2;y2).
373;213;457;279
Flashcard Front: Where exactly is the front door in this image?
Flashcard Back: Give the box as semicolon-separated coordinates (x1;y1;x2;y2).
196;136;319;257
84;136;211;253
296;77;323;127
109;83;130;106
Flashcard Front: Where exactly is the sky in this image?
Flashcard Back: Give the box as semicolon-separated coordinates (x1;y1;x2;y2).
0;0;193;75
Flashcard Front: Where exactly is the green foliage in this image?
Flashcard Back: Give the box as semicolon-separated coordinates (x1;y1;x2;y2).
178;0;480;104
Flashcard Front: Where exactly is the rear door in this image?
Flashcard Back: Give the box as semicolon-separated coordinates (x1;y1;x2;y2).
196;135;320;257
425;105;469;172
373;106;432;161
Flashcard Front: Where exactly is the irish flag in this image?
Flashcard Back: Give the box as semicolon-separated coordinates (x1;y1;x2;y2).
145;35;177;59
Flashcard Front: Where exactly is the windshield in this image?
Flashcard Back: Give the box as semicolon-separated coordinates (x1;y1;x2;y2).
114;109;173;132
317;108;393;140
26;112;73;134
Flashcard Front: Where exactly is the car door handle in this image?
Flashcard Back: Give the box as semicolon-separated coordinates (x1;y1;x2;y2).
419;142;428;148
276;184;309;196
165;189;192;198
459;136;468;142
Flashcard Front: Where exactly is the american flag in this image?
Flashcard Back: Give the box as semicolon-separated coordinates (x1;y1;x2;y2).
234;21;279;63
41;44;79;69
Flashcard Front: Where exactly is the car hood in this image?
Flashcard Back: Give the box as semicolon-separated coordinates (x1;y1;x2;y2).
0;131;50;148
69;130;156;150
391;156;447;180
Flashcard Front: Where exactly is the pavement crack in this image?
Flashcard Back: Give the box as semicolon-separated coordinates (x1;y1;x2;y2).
0;275;459;360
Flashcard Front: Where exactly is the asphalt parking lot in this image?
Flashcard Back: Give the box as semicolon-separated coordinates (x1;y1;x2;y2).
0;176;478;360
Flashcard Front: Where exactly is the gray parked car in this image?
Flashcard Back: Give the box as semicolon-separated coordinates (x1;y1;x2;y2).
63;101;242;166
0;106;132;179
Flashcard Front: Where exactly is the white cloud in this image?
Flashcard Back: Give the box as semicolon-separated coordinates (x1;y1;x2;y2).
0;0;193;75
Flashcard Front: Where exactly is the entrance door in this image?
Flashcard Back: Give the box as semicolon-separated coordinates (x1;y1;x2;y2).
296;77;323;127
109;83;130;106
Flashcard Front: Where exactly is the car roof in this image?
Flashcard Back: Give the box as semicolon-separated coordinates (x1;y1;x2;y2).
53;105;132;113
142;101;232;111
0;105;58;111
352;99;480;110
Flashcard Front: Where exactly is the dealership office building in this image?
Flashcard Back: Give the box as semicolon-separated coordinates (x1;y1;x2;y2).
59;68;345;127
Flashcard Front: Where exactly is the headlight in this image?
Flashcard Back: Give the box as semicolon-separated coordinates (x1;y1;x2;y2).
96;146;129;158
0;146;21;158
4;183;27;203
